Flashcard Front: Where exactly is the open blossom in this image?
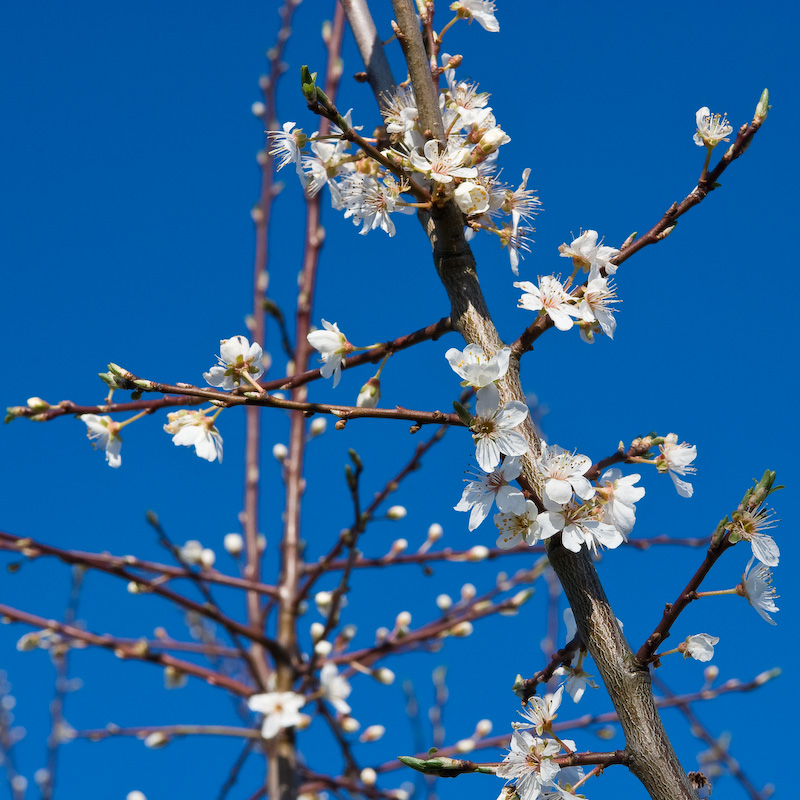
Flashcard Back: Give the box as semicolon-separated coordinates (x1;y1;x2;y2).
741;557;779;625
266;121;305;174
455;456;527;531
307;320;352;387
693;107;733;148
320;662;352;715
80;414;122;468
454;180;490;215
247;691;306;739
451;0;500;32
536;444;594;505
537;501;624;555
339;173;413;236
682;633;719;662
503;168;541;231
408;139;477;184
515;686;563;736
470;384;529;473
577;276;618;339
515;276;578;331
553;664;598;704
730;504;780;567
558;230;619;277
496;731;561;800
495;500;540;549
446;344;510;388
204;335;264;391
658;433;697;497
163;410;223;463
597;468;645;537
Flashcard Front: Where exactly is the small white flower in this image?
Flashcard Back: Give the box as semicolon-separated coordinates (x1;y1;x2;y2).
495;500;540;549
320;662;352;715
451;0;500;32
516;686;563;735
470;384;530;473
163;410;223;463
502;224;535;275
658;433;697;498
558;230;619;276
515;276;578;332
180;540;204;564
80;414;122;468
553;665;598;704
223;533;244;556
537;502;624;555
730;504;780;567
408;139;477;184
496;731;561;800
247;691;306;739
682;633;719;662
578;276;618;339
267;121;305;174
597;468;645;537
356;376;381;408
503;168;541;232
445;344;510;388
536;444;595;505
307;320;352;387
339;174;414;236
693;107;733;148
204;335;265;391
454;456;527;531
741;557;779;625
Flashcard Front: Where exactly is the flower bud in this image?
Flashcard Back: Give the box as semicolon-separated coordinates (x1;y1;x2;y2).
272;443;289;462
474;719;492;737
427;523;443;541
251;101;266;118
390;538;408;554
460;583;476;602
314;640;333;657
223;533;244;556
703;665;719;684
754;88;770;123
466;545;489;562
478;126;510;154
144;732;169;749
436;594;452;611
164;666;188;690
126;793;147;800
373;667;395;685
450;621;474;637
179;540;203;565
387;505;407;520
455;738;475;753
356;376;381;408
26;397;49;410
341;716;360;733
360;768;377;785
200;548;216;570
360;725;385;743
395;611;412;632
309;418;327;438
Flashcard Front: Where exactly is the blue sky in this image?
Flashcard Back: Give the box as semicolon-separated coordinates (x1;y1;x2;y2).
1;2;797;799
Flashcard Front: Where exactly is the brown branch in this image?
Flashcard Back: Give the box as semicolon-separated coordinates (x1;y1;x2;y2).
0;603;254;697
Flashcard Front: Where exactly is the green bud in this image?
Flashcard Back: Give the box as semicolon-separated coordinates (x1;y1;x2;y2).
755;88;770;123
453;401;473;427
344;463;357;491
300;65;318;103
348;448;363;471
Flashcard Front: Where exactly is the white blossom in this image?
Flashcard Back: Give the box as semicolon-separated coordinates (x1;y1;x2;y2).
446;344;510;388
470;384;530;473
553;665;598;704
452;0;500;33
320;662;352;715
454;457;527;531
247;691;306;739
683;633;719;662
163;410;223;463
597;468;645;537
339;174;413;236
577;276;618;339
495;500;540;549
558;230;619;277
658;433;697;497
515;686;563;735
204;335;264;391
741;557;779;625
730;504;780;567
267;121;305;174
80;414;122;468
408;139;477;184
537;501;624;555
496;731;561;800
454;180;490;215
307;320;351;387
536;444;595;505
693;107;733;148
515;276;578;331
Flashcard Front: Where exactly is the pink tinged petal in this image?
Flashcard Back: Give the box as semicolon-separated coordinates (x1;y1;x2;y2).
545;478;573;505
670;472;694;497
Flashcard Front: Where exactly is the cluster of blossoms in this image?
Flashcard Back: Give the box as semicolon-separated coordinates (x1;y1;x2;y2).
267;52;540;273
497;679;585;800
